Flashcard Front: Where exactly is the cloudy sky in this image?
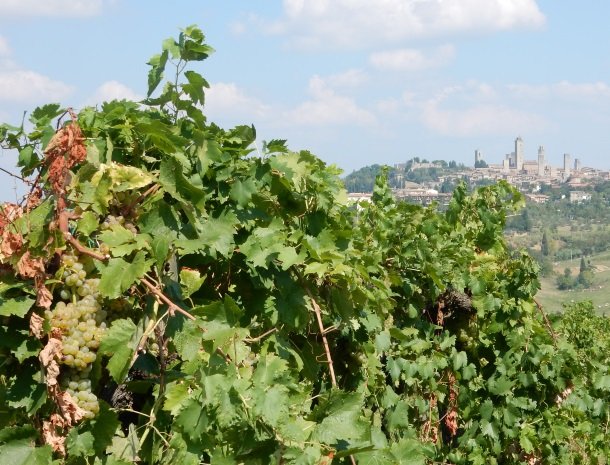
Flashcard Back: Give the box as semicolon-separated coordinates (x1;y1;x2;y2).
1;1;610;201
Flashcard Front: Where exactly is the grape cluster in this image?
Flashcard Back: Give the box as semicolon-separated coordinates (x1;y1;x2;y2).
46;253;107;419
62;373;100;418
101;214;137;234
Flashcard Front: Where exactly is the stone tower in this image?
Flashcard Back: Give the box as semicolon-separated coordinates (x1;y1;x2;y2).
515;136;524;171
537;146;545;176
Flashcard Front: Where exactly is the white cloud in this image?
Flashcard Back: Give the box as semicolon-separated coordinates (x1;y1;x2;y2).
0;36;10;56
205;82;270;120
370;45;455;71
268;0;545;49
419;82;547;136
422;102;548;136
283;75;375;126
0;0;106;17
0;70;73;102
87;80;142;104
508;81;610;100
323;69;368;88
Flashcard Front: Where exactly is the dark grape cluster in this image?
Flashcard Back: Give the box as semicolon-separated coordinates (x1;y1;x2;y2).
46;253;107;419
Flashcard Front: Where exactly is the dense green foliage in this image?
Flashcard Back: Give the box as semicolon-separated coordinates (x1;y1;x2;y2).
343;164;397;193
1;27;609;464
342;160;465;193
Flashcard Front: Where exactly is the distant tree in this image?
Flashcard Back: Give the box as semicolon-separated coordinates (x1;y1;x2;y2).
522;208;533;232
440;179;457;194
474;159;489;168
580;256;587;273
541;231;551;256
578;269;595;288
538;257;554;277
448;160;457;169
506;207;532;232
556;268;576;290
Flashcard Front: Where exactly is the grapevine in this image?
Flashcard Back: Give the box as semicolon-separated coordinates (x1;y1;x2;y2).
0;25;609;464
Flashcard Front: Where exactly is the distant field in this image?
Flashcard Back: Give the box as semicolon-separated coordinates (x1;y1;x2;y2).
536;249;610;316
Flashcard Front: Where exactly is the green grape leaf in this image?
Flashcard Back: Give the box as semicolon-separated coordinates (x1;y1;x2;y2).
488;375;514;396
99;318;139;383
77;211;100;236
0;296;34;318
0;440;52;465
0;425;37;443
90;403;122;454
181;71;209;106
98;251;153;299
312;390;370;446
151;235;170;271
66;430;95;457
179;268;205;298
159;155;206;208
147;49;169;97
229;178;257;206
174;393;209;440
163;382;192;416
593;374;610;391
24;199;54;248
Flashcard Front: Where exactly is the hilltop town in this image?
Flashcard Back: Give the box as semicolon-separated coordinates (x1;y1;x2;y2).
346;137;609;206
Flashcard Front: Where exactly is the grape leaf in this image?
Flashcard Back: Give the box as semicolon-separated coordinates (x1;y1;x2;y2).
98;251;153;299
0;440;52;465
0;296;34;318
66;430;94;457
99;318;139;383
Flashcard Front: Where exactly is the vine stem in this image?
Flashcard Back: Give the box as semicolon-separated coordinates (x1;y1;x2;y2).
0;166;34;184
307;292;356;465
534;298;557;343
310;297;338;388
64;233;107;261
140;276;195;320
244;327;277;343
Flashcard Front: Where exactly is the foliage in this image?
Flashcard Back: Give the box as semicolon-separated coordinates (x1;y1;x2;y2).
343;164;396;193
1;26;609;464
506;208;532;233
343;159;466;193
541;231;551;256
555;266;595;291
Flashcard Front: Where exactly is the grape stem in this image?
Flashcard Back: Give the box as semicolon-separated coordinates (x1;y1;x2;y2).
244;327;277;343
63;233;107;261
534;298;557;344
310;297;337;387
140;276;195;320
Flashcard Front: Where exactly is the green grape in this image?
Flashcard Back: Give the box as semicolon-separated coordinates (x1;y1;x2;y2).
49;251;109;422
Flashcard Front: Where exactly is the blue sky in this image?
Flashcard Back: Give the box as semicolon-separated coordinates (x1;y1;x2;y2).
1;1;610;201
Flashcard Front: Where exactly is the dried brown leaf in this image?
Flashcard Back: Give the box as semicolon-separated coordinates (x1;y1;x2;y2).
0;231;23;256
54;389;86;424
35;280;53;310
29;312;45;339
42;413;66;455
445;409;459;437
17;251;46;278
0;203;23;236
40;337;62;387
44;119;86;196
26;185;43;211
